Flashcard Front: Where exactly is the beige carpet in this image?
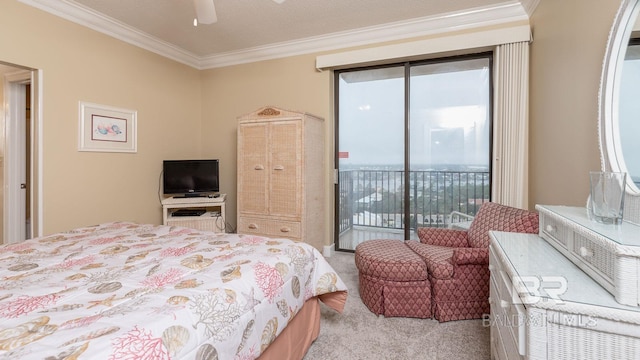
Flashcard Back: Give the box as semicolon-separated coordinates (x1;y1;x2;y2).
304;251;491;360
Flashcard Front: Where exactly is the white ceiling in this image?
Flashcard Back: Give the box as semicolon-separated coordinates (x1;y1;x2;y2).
19;0;538;69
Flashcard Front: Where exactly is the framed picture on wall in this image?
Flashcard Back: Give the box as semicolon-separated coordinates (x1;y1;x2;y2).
78;101;137;153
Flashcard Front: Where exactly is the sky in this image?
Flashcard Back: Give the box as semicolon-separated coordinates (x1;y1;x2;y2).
338;59;491;169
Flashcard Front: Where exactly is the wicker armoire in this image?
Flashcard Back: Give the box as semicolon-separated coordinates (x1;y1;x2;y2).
236;106;325;250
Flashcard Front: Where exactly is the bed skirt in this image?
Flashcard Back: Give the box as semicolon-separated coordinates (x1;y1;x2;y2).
258;297;320;360
258;291;347;360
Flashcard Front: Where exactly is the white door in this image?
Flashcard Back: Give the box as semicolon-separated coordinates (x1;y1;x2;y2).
3;69;30;243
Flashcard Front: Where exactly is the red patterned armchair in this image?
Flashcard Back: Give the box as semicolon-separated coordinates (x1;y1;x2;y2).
406;202;539;322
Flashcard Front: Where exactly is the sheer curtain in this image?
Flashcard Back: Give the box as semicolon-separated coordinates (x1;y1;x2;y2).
492;41;530;209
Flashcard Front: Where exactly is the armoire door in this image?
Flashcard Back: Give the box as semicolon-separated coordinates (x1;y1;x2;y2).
269;120;302;218
238;122;270;215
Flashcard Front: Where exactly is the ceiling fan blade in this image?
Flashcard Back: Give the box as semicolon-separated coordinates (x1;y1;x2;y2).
194;0;217;24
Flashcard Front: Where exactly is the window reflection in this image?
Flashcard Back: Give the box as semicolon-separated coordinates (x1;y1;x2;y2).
620;40;640;188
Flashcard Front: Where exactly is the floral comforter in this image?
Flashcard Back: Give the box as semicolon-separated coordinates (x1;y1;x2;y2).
0;222;347;359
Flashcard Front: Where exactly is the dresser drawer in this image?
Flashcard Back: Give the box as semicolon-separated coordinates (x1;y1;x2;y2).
238;216;301;240
498;312;524;358
570;231;615;282
490;246;527;358
536;205;628;302
540;211;570;249
541;211;615;285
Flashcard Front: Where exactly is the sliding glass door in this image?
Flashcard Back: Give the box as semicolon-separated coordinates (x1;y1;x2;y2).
408;58;492;233
336;66;406;249
335;54;492;251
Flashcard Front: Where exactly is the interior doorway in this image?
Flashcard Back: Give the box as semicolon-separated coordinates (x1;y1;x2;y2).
1;63;42;244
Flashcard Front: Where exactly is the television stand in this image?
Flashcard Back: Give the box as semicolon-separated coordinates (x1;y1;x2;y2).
161;194;226;233
174;194;205;198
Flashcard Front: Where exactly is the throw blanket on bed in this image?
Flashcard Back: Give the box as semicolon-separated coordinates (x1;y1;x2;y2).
0;222;347;359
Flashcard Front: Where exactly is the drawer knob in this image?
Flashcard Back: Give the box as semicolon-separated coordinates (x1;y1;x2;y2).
488;264;495;271
248;223;258;230
273;165;285;171
280;227;291;233
254;165;265;170
579;246;593;258
499;300;510;309
545;224;556;232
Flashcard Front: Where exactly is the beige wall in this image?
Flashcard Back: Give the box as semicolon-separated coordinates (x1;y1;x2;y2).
529;0;621;207
0;1;202;235
200;55;333;239
0;0;628;246
202;1;627;247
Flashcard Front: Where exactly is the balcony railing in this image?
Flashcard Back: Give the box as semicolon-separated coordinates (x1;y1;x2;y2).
338;169;490;235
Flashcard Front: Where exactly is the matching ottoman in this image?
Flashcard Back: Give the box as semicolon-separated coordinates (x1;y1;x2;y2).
354;239;432;318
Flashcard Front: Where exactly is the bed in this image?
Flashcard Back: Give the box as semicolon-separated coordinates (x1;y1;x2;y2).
0;222;348;359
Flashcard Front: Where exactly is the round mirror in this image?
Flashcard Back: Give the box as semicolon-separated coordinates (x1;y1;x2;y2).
619;28;640;190
599;0;640;223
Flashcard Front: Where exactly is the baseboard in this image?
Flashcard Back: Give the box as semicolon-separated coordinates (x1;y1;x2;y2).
323;244;334;257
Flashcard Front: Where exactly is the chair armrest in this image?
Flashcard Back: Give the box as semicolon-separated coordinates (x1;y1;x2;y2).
416;227;470;247
452;247;489;265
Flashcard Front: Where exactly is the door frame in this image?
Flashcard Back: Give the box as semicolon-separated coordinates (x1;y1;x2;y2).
3;68;43;243
333;53;494;251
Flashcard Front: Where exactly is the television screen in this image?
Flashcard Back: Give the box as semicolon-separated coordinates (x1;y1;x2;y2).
163;159;219;196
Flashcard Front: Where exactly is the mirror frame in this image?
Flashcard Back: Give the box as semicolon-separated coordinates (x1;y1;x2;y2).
599;0;640;223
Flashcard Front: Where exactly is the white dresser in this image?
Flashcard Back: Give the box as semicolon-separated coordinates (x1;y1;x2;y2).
489;231;640;359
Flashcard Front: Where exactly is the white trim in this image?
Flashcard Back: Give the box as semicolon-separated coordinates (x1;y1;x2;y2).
520;0;541;17
202;3;530;69
323;244;334;258
19;0;530;70
32;69;44;238
598;0;640;224
315;24;531;70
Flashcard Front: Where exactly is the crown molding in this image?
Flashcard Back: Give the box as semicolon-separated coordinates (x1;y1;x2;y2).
19;0;530;70
18;0;201;68
519;0;541;17
199;2;529;69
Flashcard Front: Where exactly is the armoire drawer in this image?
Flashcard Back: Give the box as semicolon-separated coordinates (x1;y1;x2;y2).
238;216;302;240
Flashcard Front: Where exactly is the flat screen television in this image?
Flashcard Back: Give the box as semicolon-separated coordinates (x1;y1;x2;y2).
163;159;219;197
